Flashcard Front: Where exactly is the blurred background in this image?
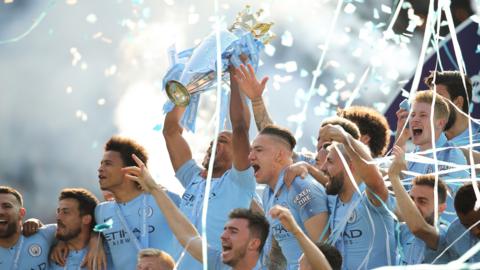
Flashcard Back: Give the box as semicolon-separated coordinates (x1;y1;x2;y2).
0;0;477;222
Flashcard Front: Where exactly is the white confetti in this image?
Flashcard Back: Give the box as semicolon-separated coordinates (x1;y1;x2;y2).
86;14;97;24
104;65;117;77
314;102;333;116
66;0;77;5
189;13;199;24
300;69;308;78
387;69;399;80
334;79;346;90
281;31;293;47
66;86;73;94
344;3;356;14
316;84;328;96
381;4;392;14
326;91;339;105
97;98;106;106
284;61;297;73
264;44;276;56
346;73;356;83
373;8;379;19
70;47;82;66
75;110;88;122
352;48;362;57
373;102;386;112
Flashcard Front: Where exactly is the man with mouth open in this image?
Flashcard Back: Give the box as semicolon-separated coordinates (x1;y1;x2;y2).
396;90;469;223
248;125;329;269
162;66;257;269
0;186;56;270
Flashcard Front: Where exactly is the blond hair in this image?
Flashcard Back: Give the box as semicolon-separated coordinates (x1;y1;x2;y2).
413;91;450;121
137;248;175;270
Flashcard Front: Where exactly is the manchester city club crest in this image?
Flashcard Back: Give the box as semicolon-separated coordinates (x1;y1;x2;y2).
347;209;358;224
28;244;42;257
138;206;154;218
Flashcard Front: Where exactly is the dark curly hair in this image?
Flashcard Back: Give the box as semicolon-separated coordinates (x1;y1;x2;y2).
338;106;390;157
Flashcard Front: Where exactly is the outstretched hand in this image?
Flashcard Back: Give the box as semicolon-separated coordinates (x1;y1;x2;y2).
388;145;407;178
269;205;301;235
231;64;269;100
122;154;159;193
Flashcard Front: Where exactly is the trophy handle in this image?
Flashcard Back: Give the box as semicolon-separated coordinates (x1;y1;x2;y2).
166;80;191;107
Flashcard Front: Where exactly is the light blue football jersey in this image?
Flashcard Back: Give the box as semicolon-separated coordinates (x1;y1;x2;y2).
397;222;448;265
50;247;87;270
432;218;480;263
0;224;56;270
328;186;396;270
95;192;180;270
173;160;257;270
449;120;480;152
261;169;328;270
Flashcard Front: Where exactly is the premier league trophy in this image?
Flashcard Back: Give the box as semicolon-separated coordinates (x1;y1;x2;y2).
162;6;274;131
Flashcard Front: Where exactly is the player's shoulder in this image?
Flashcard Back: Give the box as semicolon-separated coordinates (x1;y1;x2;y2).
289;175;322;191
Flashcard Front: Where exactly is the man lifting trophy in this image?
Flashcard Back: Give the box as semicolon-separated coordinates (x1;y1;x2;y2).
162;5;274;131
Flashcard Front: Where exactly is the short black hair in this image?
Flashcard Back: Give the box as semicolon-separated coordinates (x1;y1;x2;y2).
425;70;472;113
315;242;342;270
412;175;448;204
105;136;148;166
338;106;391;157
59;188;100;229
0;186;23;206
229;208;270;252
259;125;296;151
320;117;360;140
455;183;480;215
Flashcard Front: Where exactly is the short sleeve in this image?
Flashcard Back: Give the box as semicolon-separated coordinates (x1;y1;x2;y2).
39;224;57;246
228;166;256;191
289;175;328;222
175;159;202;187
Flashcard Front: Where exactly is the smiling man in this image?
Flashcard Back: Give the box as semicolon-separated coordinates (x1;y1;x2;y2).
396;91;470;223
0;186;56;270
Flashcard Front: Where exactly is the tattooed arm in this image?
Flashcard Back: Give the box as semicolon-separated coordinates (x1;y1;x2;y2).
234;64;273;131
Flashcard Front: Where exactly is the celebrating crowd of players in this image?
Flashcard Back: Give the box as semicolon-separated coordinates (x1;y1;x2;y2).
1;66;479;270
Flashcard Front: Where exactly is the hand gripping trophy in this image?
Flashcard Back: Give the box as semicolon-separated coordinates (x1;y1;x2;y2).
163;6;274;108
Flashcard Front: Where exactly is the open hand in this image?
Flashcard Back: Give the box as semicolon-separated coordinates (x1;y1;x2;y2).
231;64;268;100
